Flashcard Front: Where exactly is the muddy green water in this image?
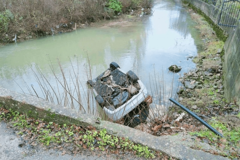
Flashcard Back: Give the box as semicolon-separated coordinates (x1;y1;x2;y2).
0;0;203;112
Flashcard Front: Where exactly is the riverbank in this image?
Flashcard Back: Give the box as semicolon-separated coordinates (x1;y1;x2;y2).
0;0;151;45
169;4;240;158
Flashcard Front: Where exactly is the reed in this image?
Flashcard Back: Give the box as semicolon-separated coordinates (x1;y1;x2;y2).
22;59;179;128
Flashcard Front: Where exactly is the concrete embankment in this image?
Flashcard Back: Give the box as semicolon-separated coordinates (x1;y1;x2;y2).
0;86;229;159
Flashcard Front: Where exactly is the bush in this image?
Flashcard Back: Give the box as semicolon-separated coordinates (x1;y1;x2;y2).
0;0;151;42
109;0;122;12
0;10;13;33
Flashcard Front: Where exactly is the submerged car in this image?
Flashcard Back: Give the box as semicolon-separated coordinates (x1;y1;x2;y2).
87;62;152;127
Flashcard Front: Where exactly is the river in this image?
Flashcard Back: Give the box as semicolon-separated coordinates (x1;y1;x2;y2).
0;0;203;114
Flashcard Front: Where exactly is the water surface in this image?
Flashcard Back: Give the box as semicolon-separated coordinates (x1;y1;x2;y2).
0;0;203;112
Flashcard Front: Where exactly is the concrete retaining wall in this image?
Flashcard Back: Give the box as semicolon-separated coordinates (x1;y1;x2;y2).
185;0;240;105
224;23;240;104
0;86;229;160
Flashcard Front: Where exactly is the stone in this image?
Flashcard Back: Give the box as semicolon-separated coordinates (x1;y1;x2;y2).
168;65;182;73
187;56;193;60
207;68;216;73
18;142;25;148
197;85;203;89
178;89;184;94
217;49;222;54
184;81;196;89
204;71;210;76
192;105;197;110
187;93;193;98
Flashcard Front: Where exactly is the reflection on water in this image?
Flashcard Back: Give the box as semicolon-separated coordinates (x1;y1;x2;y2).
0;0;203;112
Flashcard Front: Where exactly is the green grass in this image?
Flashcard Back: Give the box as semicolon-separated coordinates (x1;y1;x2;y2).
109;0;122;12
190;117;240;158
0;107;157;159
191;118;240;142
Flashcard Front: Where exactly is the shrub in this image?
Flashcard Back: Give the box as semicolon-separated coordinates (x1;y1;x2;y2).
0;10;13;33
109;0;122;12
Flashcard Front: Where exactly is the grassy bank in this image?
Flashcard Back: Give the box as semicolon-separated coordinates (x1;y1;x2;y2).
0;0;151;43
168;4;240;158
0;106;176;159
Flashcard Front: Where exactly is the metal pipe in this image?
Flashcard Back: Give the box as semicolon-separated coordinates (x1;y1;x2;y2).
169;98;223;137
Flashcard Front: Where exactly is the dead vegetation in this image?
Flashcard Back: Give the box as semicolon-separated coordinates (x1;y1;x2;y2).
0;0;151;43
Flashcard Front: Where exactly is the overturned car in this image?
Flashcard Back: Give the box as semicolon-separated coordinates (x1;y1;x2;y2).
87;62;152;127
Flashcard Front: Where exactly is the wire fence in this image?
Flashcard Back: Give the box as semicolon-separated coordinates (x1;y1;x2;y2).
218;0;240;27
201;0;240;28
236;21;240;47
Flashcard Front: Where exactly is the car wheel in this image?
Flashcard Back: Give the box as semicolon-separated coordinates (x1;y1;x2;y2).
110;62;120;70
87;80;95;87
95;95;105;107
127;70;139;82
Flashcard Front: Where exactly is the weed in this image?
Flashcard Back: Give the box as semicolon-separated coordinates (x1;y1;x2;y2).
39;129;56;146
213;99;219;105
190;117;240;147
208;89;215;96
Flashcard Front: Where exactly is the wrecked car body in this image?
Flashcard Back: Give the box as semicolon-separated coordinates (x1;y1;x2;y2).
87;62;152;126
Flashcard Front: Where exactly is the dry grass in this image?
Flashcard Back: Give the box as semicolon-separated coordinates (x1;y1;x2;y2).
18;58;179;128
0;0;152;42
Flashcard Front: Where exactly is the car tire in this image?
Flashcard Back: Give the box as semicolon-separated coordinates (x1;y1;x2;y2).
127;70;139;82
87;80;95;87
110;62;120;70
95;95;105;107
